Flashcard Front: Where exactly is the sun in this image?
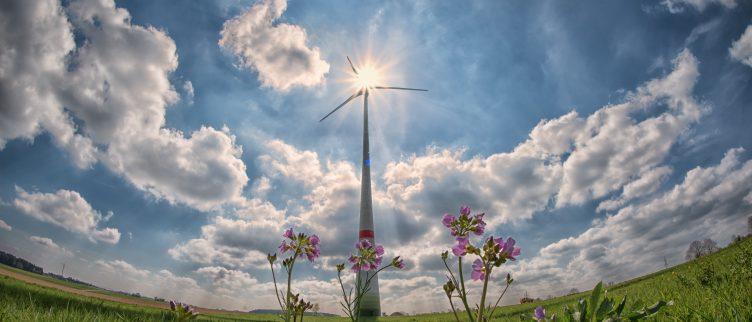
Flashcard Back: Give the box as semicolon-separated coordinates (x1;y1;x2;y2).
354;64;382;89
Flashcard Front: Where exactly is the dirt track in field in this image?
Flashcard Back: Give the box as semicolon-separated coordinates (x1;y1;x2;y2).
0;265;245;315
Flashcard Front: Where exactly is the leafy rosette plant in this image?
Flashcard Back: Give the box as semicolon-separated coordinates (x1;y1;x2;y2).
168;300;198;321
336;239;405;322
521;281;673;321
268;227;321;322
441;205;520;322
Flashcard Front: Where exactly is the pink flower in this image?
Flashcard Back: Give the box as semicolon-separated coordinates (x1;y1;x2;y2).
309;234;320;245
391;257;405;269
442;205;486;239
349;239;385;272
283;228;294;239
500;237;520;261
452;237;469;257
471;259;485;281
534;306;546;321
442;214;456;228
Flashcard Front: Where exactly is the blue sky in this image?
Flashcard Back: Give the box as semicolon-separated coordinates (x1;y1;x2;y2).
1;0;752;314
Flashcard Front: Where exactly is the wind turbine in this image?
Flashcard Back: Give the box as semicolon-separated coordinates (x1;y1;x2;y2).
319;56;427;317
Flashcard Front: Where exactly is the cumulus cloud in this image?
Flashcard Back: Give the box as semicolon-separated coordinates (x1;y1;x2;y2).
0;0;96;168
29;236;73;257
219;0;330;91
383;49;704;222
514;147;752;296
730;25;752;68
92;260;217;305
661;0;737;13
596;166;672;212
0;0;249;211
0;219;10;231
13;187;120;244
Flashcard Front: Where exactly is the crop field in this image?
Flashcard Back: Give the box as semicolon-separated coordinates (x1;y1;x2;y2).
0;237;749;321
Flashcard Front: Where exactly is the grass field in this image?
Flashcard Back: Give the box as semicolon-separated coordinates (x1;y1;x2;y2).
1;236;750;321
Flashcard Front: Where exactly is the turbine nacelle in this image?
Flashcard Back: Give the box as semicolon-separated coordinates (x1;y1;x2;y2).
319;56;427;122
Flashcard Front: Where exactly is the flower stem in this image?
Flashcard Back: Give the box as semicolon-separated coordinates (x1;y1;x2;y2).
478;262;490;321
487;280;511;319
285;255;297;322
448;295;461;322
270;261;285;313
457;257;475;322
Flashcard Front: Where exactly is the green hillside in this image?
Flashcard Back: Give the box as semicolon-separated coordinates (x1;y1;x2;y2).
0;236;750;321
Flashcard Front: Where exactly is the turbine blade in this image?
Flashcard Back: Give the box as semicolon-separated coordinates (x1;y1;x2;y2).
319;91;363;122
372;86;428;91
347;56;359;75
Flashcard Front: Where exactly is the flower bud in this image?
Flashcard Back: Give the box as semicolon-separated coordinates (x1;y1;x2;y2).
441;250;449;260
443;280;456;296
267;253;277;264
336;263;345;272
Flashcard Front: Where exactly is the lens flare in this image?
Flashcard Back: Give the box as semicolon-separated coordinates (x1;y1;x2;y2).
354;64;381;89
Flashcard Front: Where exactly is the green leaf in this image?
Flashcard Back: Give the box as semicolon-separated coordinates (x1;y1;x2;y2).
588;281;603;322
613;295;627;317
578;299;588;322
595;297;614;320
627;300;673;321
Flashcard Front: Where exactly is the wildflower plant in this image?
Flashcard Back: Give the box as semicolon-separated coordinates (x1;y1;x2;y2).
268;227;321;322
441;205;519;322
168;300;198;321
336;239;405;322
521;281;673;321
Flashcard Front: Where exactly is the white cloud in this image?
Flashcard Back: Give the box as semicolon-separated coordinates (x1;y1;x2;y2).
182;80;195;105
219;0;330;91
730;25;752;68
29;236;73;257
0;219;10;231
0;0;96;168
0;0;249;211
514;147;752;296
382;49;704;223
596;166;672;212
661;0;736;13
14;187;120;244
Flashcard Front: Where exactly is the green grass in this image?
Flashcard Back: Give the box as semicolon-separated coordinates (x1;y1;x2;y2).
1;237;750;321
0;263;100;291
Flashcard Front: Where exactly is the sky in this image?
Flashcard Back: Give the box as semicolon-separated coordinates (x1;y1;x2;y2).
1;0;752;315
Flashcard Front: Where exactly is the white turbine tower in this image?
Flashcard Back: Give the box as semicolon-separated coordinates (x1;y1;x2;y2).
319;56;426;317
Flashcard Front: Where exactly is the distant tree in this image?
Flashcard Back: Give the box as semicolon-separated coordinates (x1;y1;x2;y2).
311;303;319;316
686;238;719;260
700;238;719;255
568;288;579;295
748;216;752;236
686;240;703;260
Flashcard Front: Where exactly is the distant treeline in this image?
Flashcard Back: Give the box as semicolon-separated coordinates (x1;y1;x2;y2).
0;250;43;274
0;250;95;289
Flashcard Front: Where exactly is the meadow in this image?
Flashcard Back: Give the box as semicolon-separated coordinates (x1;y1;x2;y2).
0;236;750;321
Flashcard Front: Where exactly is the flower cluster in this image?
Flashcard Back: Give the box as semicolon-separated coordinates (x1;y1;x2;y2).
337;239;405;322
469;236;520;281
169;300;198;321
443;206;486;257
268;227;321;322
278;228;320;262
440;205;521;322
348;239;384;272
